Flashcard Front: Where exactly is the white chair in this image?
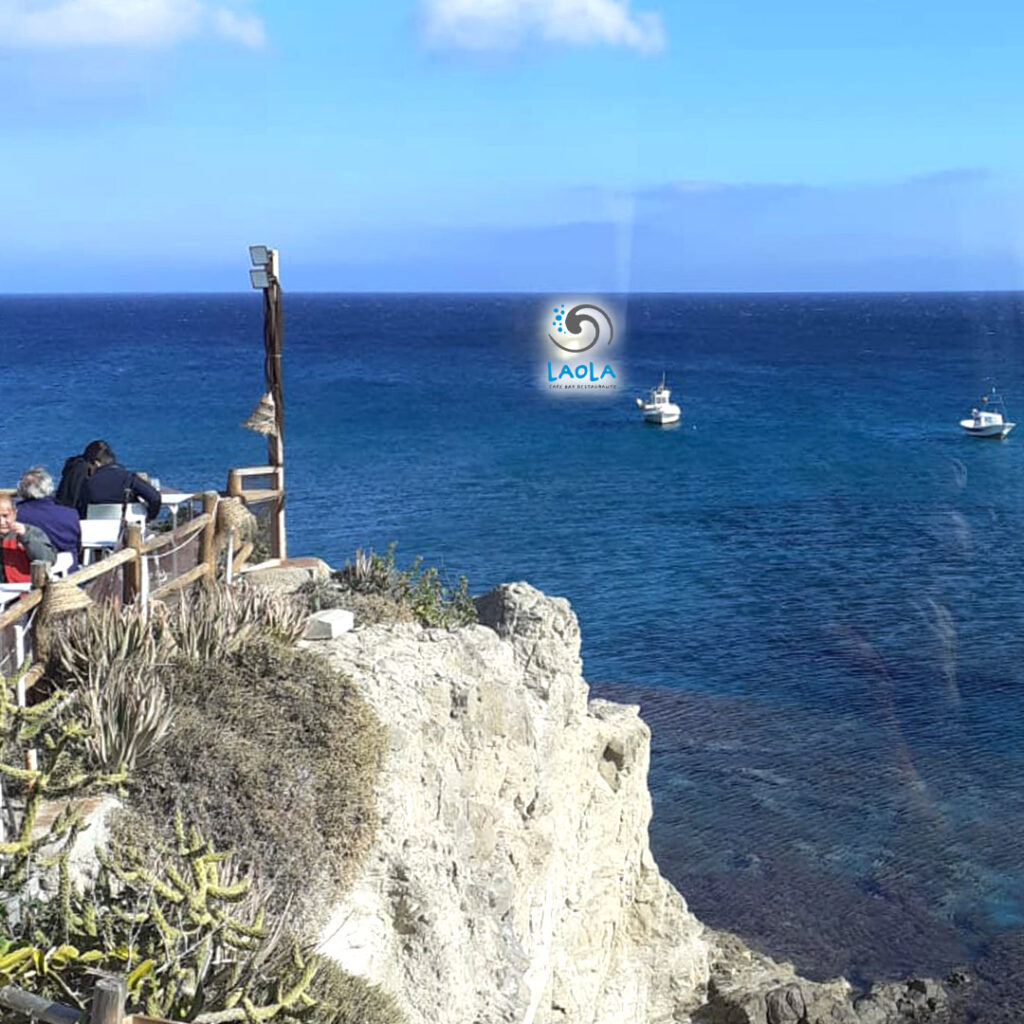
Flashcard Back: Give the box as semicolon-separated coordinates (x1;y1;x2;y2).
50;551;74;578
86;503;147;526
79;519;123;566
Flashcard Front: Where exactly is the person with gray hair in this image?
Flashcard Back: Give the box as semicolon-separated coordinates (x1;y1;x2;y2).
16;465;81;571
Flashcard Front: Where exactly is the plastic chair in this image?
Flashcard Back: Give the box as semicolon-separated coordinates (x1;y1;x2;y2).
50;551;74;578
79;519;123;566
86;503;147;526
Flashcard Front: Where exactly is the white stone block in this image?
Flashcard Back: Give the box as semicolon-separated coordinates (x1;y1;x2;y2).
303;608;354;639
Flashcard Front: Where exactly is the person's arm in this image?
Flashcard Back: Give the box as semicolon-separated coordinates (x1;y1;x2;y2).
20;523;56;565
131;475;163;521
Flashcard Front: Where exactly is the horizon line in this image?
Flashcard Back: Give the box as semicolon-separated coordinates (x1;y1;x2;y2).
3;287;1024;299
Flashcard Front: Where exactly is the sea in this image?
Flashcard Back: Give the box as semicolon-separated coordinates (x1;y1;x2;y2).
4;292;1024;1017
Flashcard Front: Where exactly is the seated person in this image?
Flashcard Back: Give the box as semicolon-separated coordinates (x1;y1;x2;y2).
0;495;56;583
56;439;112;510
16;466;82;572
79;446;162;522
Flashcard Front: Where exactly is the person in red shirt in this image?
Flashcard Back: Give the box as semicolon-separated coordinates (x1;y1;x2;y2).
0;495;56;583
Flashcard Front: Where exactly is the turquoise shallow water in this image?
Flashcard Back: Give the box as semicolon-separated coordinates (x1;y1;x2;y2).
4;292;1024;1013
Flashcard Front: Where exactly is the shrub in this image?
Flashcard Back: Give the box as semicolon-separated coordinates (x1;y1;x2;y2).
300;545;477;629
2;813;404;1024
298;578;415;627
124;640;386;932
401;557;476;629
335;544;400;594
4;584;401;1024
304;957;406;1024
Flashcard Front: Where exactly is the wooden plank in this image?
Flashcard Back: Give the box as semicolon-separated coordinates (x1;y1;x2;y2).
140;514;210;554
31;560;50;590
228;465;279;479
234;488;282;505
64;548;137;587
0;985;81;1024
150;562;210;601
0;589;44;631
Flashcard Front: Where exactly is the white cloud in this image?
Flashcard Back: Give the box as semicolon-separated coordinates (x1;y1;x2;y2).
0;0;266;49
422;0;665;53
211;7;265;48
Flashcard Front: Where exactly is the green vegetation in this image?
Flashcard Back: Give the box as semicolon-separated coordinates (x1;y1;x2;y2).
300;543;477;629
0;581;400;1024
1;810;402;1024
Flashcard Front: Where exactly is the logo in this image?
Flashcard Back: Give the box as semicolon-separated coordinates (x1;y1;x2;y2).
549;303;615;353
543;300;620;392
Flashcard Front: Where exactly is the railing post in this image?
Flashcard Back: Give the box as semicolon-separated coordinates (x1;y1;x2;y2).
22;561;49;774
201;490;219;583
30;560;49;593
88;976;126;1024
227;469;243;499
123;524;144;607
271;465;287;561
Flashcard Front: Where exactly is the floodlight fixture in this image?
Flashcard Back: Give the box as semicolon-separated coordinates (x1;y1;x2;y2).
249;268;270;290
249;245;270;268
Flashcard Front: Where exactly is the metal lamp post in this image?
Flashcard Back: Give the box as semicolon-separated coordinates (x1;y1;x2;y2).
249;245;287;559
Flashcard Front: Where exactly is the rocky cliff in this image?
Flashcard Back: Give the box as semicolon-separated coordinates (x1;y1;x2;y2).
312;582;947;1024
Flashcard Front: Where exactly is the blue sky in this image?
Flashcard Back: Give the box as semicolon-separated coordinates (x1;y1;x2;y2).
3;0;1024;292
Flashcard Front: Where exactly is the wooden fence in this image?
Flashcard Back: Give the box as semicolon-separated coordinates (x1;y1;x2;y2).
0;975;169;1024
0;465;285;690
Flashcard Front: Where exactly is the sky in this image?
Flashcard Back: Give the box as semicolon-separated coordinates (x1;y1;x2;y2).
3;0;1024;292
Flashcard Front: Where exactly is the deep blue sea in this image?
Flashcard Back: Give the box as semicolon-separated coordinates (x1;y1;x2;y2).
4;293;1024;1012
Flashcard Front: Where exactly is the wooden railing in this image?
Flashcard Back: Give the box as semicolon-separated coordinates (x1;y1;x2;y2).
227;465;285;561
0;975;172;1024
0;464;288;686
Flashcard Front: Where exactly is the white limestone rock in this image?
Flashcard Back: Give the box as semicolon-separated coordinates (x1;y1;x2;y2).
315;582;710;1024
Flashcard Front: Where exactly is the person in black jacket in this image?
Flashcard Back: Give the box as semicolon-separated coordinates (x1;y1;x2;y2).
79;446;162;521
56;439;112;510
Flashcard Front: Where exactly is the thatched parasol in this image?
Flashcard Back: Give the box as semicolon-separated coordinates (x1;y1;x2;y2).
242;392;278;437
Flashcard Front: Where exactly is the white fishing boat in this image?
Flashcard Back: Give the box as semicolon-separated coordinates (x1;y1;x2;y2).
636;373;681;425
959;389;1016;439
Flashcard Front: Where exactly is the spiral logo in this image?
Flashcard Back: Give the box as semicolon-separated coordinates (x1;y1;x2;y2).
549;303;615;354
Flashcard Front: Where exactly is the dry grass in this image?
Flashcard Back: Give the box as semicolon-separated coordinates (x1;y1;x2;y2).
121;639;386;933
304;958;406;1024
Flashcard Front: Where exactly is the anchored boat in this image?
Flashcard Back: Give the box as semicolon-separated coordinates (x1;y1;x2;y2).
636;373;681;425
959;388;1016;439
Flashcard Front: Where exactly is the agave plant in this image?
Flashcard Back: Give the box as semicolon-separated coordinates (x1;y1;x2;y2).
232;585;309;645
334;543;398;595
165;584;308;662
79;660;174;772
49;602;175;689
166;585;249;662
